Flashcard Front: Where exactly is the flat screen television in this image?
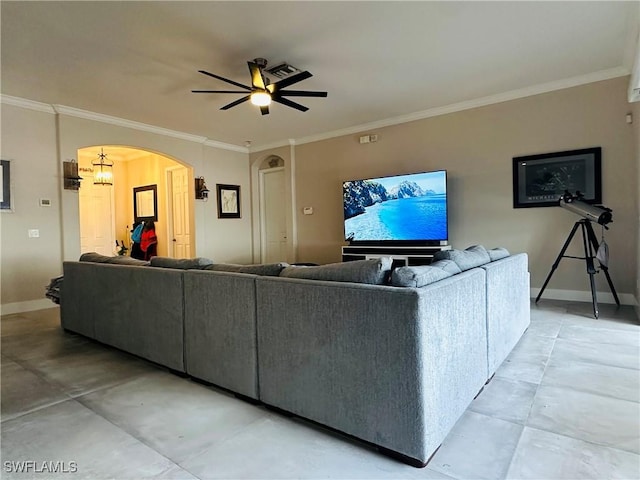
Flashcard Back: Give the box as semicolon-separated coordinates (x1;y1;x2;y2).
343;170;448;245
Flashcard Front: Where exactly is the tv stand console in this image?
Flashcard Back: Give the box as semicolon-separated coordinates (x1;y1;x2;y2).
342;244;451;267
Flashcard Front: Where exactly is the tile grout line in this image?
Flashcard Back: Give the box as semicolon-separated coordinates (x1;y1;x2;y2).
502;309;565;478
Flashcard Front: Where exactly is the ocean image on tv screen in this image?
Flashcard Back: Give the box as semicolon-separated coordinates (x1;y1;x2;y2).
343;170;447;241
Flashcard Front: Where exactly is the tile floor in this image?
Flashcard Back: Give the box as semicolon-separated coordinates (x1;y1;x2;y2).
1;301;639;479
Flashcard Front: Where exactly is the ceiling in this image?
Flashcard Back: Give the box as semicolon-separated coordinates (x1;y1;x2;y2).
1;1;638;151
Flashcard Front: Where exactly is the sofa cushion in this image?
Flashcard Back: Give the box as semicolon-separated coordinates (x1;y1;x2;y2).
150;257;214;270
433;245;491;271
204;262;288;276
391;264;453;288
279;257;392;285
488;247;510;261
79;252;149;266
429;259;463;275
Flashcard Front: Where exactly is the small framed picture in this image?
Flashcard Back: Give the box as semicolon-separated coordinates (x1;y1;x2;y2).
216;184;241;218
1;160;12;211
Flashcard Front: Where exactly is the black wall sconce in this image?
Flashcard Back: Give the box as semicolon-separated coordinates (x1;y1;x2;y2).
63;160;83;190
195;176;210;200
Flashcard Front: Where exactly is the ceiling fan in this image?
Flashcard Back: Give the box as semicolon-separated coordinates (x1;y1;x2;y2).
191;58;327;115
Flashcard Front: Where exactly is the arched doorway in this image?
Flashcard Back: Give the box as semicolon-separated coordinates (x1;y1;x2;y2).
77;146;195;258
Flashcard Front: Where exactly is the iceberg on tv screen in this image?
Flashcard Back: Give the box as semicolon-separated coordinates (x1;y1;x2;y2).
343;170;447;242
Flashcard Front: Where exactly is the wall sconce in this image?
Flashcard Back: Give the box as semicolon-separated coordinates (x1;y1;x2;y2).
195;176;210;200
63;160;83;190
93;148;113;185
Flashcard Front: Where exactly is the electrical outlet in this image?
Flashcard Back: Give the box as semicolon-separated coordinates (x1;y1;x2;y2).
28;229;40;238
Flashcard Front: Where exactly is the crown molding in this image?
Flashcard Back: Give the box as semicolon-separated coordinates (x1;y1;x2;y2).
1;95;56;114
53;104;209;144
287;67;630;148
203;138;248;153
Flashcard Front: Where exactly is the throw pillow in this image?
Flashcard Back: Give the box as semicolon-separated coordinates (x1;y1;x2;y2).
279;257;392;285
204;262;288;276
391;265;452;288
150;257;214;270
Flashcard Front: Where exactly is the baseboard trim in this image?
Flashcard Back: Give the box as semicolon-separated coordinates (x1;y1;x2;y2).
1;299;58;315
530;288;637;306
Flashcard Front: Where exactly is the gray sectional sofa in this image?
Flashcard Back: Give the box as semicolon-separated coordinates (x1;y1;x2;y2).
60;246;530;467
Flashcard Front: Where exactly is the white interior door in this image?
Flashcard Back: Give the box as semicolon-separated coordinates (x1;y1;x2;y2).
260;168;287;263
79;173;115;255
169;167;191;258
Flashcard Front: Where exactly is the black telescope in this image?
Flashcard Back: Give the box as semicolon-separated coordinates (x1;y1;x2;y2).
559;191;612;226
536;190;619;318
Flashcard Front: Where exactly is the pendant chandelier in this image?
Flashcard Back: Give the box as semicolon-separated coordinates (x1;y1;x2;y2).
92;148;113;186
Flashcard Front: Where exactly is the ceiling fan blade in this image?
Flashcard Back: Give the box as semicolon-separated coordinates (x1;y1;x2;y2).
191;90;250;94
248;61;266;90
270;71;313;91
198;70;251;91
272;96;309;112
220;95;250;110
277;90;328;98
260;105;270;116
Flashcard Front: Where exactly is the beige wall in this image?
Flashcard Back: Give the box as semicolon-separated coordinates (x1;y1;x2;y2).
291;77;638;301
0;104;62;310
1;105;252;312
196;145;252;263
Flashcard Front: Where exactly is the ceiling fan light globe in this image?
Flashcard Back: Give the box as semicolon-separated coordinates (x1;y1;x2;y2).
250;91;271;107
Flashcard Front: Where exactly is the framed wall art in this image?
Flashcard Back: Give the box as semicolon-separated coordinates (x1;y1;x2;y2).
1;160;12;211
512;147;601;208
216;184;240;218
133;184;158;223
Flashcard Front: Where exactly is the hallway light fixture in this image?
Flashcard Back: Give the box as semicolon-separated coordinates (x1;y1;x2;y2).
92;148;113;186
195;176;210;200
63;159;83;190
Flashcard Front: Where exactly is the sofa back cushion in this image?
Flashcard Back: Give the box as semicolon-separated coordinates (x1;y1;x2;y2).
279;257;392;285
488;247;510;261
391;264;453;287
433;245;491;271
150;257;214;270
79;252;149;266
429;259;463;275
204;262;288;276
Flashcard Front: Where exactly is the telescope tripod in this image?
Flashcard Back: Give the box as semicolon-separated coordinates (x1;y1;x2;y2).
536;219;619;318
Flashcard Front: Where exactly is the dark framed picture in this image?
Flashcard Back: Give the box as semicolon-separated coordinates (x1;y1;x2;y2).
512;147;601;208
1;160;12;211
133;184;158;223
216;184;241;218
